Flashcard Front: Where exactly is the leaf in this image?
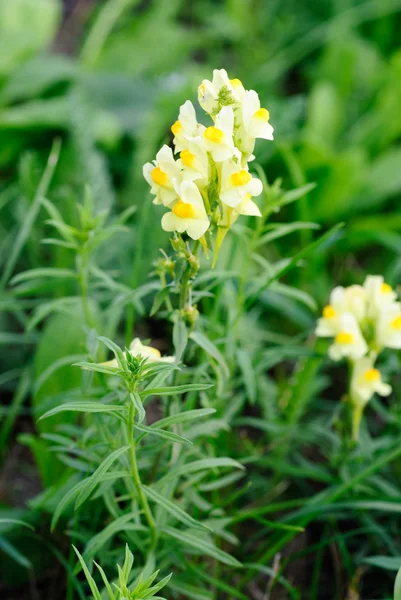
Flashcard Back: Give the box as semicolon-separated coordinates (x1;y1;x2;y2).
162;457;244;481
97;336;125;368
0;535;31;568
363;556;401;571
189;332;229;378
256;222;320;247
75;446;130;509
150;286;172;316
73;546;102;600
1;138;61;286
162;527;242;568
173;319;188;363
143;485;209;531
39;402;126;421
236;349;256;404
140;383;213;399
74;361;121;376
0;518;34;531
10;268;76;285
151;408;216;430
134;423;192;445
130;392;145;425
84;513;146;562
395;564;401;600
246;223;344;310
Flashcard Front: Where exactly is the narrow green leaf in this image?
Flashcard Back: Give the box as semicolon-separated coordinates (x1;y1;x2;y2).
0;519;34;531
0;535;31;568
173;320;188;363
75;446;129;509
134;423;192;445
84;513;146;562
162;457;244;481
140;383;213;399
162;527;242;568
151;408;216;430
130;392;145;424
395;564;401;600
150;286;172;316
73;546;102;600
189;332;229;378
75;361;121;375
143;485;210;531
10;268;76;285
39;402;125;421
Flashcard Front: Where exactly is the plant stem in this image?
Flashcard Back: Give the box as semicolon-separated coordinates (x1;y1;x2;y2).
78;246;96;329
127;401;157;553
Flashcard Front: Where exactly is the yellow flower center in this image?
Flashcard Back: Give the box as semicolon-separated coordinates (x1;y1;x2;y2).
151;167;168;186
198;83;205;96
204;126;224;143
391;315;401;330
171;120;183;136
180;149;195;167
230;170;251;187
363;368;380;382
254;108;270;122
335;331;354;344
173;201;195;219
381;282;392;294
323;305;336;319
230;78;242;87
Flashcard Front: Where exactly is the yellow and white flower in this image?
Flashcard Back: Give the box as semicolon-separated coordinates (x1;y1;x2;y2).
350;357;391;408
101;338;175;368
198;69;243;114
178;137;210;186
161;180;210;240
143;145;181;207
316;285;367;337
363;275;397;319
238;90;273;156
327;314;368;361
375;302;401;350
171;100;204;153
202;106;235;162
220;151;263;208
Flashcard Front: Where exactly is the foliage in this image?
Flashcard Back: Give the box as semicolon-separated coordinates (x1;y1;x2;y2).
1;1;401;599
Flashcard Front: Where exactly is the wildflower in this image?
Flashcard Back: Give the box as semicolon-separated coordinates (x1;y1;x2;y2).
161;180;210;240
101;338;175;369
171;100;204;153
364;275;398;319
238;90;274;156
202;106;235;162
143;145;181;206
178;138;210;186
198;69;239;114
376;303;401;350
327;314;368;361
316;285;367;337
350;357;391;409
220;151;263;208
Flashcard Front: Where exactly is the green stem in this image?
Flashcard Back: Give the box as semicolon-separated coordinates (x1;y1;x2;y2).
127;401;157;553
351;404;363;442
78;247;96;329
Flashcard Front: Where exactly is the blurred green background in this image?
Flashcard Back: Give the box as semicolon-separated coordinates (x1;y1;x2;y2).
2;0;401;597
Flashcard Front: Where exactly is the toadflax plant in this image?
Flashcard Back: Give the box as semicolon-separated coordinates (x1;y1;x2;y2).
38;69;277;594
316;275;400;440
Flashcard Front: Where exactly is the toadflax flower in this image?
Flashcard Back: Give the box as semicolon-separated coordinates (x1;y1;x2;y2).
316;274;398;441
143;69;275;260
171;100;204;153
143;145;181;206
101;338;175;369
350;357;391;409
161;180;210;240
219;150;263;208
202;106;235;162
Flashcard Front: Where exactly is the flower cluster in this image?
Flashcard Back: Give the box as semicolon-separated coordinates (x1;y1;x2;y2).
316;276;399;437
143;69;273;254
